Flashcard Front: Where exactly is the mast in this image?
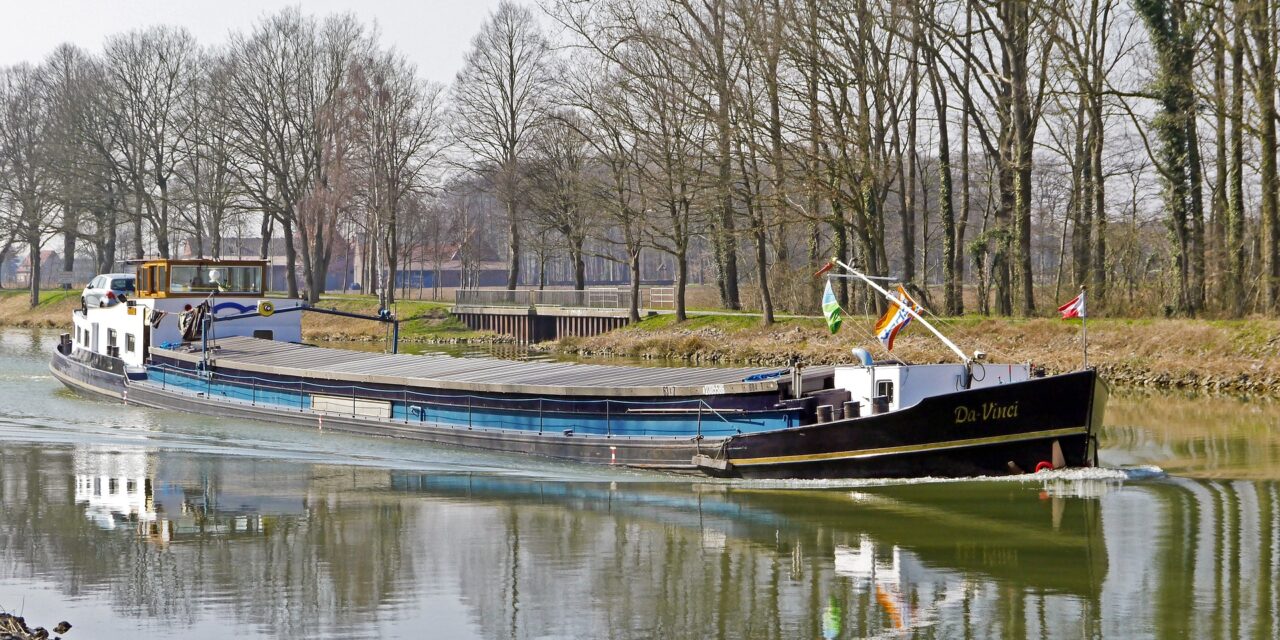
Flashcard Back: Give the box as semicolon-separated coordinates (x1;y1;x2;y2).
832;259;971;365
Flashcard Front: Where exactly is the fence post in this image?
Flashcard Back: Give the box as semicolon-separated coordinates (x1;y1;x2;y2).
697;402;703;440
252;379;256;406
404;389;409;423
299;380;304;410
539;398;544;435
468;396;472;429
606;400;611;437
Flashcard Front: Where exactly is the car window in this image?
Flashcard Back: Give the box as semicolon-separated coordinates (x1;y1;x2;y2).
111;278;134;292
89;277;101;289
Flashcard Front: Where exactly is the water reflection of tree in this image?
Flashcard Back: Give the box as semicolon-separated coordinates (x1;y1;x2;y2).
0;448;414;636
4;444;1280;639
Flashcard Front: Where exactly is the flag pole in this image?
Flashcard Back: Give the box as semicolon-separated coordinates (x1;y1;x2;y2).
831;258;970;365
1080;285;1089;369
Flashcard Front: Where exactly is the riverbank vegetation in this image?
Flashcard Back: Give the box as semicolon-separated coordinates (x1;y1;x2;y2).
546;313;1280;396
298;296;487;343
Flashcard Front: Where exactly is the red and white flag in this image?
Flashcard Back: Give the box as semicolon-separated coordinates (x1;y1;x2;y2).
1058;291;1086;319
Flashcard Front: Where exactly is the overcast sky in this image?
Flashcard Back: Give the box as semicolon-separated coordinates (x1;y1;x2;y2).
0;0;509;84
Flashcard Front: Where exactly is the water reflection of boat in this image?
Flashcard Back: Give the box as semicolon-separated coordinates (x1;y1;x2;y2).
72;446;306;544
73;447;156;530
389;473;1112;597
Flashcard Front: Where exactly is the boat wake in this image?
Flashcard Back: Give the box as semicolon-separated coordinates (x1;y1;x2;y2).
717;464;1166;490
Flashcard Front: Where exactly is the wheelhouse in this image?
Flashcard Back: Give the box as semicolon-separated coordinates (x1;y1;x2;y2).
134;259;266;298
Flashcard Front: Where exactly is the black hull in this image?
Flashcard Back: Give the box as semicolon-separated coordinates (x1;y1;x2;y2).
710;369;1106;479
49;346;127;401
51;348;712;471
51;348;1105;479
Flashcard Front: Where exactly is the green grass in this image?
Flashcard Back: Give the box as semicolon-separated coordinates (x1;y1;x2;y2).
302;295;484;341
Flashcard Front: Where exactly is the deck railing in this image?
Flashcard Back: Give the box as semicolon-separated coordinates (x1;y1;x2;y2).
455;287;635;310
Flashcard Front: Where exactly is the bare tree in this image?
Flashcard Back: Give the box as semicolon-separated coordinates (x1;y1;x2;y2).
355;50;446;306
175;53;238;259
452;0;555;291
221;9;372;299
525;112;593;290
100;26;200;259
0;64;61;306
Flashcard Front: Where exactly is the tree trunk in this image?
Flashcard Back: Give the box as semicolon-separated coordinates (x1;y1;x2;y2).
628;249;641;323
928;60;958;315
26;230;41;309
132;206;144;260
674;248;688;323
1089;92;1107;303
1227;0;1246;315
506;195;520;290
571;236;585;291
1252;0;1280;312
281;215;299;299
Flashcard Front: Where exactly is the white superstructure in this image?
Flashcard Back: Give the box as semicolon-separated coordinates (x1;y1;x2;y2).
69;259;302;368
833;362;1031;413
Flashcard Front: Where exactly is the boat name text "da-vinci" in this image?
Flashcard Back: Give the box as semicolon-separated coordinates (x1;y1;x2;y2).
953;401;1019;424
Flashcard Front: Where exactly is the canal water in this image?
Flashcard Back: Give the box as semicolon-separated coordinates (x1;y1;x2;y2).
1;328;1277;639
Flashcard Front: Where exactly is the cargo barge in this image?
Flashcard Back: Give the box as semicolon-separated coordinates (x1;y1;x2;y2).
50;258;1106;479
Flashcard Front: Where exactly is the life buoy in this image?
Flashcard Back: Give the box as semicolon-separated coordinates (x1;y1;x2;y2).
1034;461;1054;473
258;300;275;317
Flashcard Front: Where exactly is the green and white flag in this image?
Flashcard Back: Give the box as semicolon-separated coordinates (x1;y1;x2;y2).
822;280;842;334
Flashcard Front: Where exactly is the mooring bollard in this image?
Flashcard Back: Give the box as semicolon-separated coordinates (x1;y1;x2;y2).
844;401;860;419
816;404;833;423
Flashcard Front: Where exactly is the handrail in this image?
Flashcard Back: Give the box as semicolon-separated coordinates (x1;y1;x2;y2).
454;287;636;310
145;362;796;438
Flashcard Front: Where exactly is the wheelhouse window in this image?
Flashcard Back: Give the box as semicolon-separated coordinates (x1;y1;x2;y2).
107;328;117;349
125;333;136;353
169;264;264;295
876;380;894;403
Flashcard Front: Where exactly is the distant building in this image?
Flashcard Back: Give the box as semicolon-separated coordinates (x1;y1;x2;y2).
13;250;95;287
392;242;510;289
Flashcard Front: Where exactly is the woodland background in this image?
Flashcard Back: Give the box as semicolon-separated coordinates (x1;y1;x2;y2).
0;0;1276;324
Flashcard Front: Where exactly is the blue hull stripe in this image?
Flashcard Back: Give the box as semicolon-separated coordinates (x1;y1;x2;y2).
148;367;796;438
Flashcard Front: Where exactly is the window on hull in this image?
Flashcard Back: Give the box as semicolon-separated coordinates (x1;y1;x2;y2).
875;380;894;404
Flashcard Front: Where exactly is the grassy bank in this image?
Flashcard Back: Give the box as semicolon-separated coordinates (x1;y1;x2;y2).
299;295;494;343
544;313;1280;397
0;289;496;344
0;289;81;328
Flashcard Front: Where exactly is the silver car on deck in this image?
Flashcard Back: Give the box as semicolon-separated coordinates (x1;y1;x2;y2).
81;273;135;309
